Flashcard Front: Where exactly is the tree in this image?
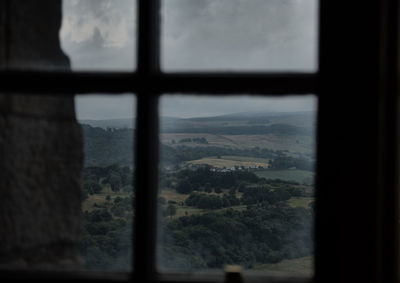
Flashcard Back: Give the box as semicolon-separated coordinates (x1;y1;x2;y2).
109;173;122;192
204;183;212;193
176;180;193;194
166;204;176;218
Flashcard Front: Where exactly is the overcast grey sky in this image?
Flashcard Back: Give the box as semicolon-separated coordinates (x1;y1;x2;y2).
60;0;318;120
75;94;316;120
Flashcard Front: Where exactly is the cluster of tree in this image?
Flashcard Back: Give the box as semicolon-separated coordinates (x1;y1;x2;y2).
185;192;240;209
161;204;177;218
79;165;313;270
241;187;291;205
269;156;314;171
159;203;313;270
178;137;208;144
83;165;133;194
174;167;260;194
80;208;133;270
110;196;134;217
82;124;134;167
170;167;313;198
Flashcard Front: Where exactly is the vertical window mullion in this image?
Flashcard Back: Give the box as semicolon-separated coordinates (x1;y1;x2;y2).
135;0;161;281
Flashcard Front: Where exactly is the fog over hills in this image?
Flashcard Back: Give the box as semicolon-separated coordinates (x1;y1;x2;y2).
79;111;316;132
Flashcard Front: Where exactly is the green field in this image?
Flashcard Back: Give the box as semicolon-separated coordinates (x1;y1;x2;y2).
160;188;247;218
160;188;189;203
170;204;247;218
161;133;314;154
220;155;271;163
253;256;313;276
186;155;269;169
255;169;314;185
287;197;314;209
82;189;132;212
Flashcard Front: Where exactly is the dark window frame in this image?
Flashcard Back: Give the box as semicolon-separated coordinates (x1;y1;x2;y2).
0;0;399;283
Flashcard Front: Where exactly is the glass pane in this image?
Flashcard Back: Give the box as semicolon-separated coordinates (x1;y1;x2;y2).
61;0;136;71
0;1;136;71
161;0;318;72
76;94;136;271
157;95;316;275
0;94;136;270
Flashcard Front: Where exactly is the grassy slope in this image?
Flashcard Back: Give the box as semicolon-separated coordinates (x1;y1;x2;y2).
252;256;313;276
82;185;132;212
287;197;314;209
186;156;269;168
161;133;313;154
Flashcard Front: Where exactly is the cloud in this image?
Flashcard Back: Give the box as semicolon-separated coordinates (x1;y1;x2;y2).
61;1;318;118
161;0;318;71
60;0;136;70
75;94;136;120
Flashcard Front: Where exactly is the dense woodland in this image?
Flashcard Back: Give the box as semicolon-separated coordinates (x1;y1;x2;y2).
80;165;313;270
80;113;315;271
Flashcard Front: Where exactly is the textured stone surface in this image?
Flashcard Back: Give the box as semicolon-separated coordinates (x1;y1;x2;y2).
0;116;83;268
0;0;83;269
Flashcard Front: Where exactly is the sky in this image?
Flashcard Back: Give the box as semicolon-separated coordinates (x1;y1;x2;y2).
60;0;318;120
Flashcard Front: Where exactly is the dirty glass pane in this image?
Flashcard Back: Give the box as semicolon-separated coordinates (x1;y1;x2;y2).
157;95;316;276
0;1;136;71
76;94;136;271
161;0;318;72
61;0;136;71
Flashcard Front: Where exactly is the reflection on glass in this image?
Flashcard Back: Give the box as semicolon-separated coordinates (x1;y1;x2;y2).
157;95;316;275
61;0;136;71
161;0;318;72
76;94;136;271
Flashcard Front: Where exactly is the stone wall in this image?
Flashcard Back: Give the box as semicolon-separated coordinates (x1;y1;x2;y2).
0;0;83;269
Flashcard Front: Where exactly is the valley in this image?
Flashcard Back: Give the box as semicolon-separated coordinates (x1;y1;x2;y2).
78;110;316;273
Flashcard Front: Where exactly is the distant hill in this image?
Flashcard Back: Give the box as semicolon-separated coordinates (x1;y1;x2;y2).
80;111;316;167
80;111;316;136
80;118;134;129
161;111;316;136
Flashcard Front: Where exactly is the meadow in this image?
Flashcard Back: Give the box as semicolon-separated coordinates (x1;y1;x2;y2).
253;256;313;275
186;155;270;168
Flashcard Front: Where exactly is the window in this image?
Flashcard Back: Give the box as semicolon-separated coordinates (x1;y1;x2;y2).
0;1;398;283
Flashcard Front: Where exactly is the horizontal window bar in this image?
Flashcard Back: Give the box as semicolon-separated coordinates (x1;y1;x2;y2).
0;71;317;95
156;73;317;94
0;270;311;283
0;270;131;282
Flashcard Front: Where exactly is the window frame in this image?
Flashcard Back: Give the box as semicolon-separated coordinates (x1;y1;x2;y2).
0;0;398;283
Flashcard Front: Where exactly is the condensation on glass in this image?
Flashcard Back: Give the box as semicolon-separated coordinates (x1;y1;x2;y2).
161;0;318;72
60;0;136;71
76;94;136;271
157;95;317;275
